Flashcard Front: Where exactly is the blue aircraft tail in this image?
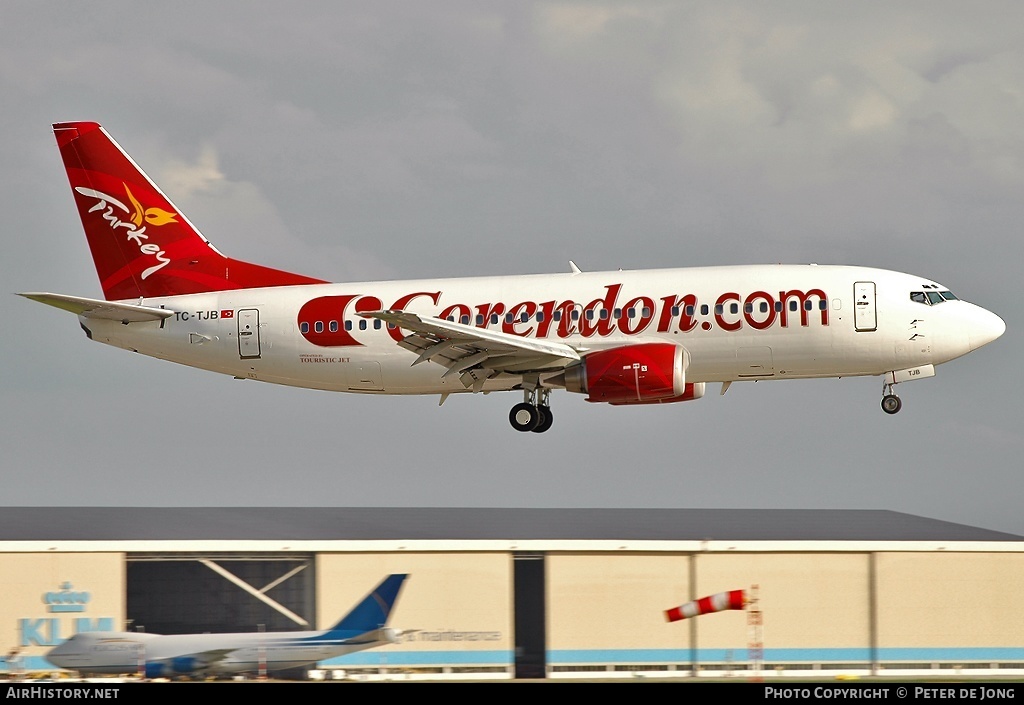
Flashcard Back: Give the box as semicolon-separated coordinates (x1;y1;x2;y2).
327;574;408;636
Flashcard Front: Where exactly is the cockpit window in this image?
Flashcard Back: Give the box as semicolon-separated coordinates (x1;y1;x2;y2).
911;289;959;305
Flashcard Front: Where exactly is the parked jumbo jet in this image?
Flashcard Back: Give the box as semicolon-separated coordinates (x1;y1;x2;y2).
21;122;1004;432
45;574;407;678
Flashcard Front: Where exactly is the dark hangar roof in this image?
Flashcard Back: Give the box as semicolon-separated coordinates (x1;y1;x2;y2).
0;508;1020;542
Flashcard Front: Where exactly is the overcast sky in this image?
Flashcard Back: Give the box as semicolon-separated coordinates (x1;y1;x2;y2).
2;2;1021;536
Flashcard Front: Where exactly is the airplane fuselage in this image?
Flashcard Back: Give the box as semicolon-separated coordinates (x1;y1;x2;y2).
45;629;396;676
79;264;1000;396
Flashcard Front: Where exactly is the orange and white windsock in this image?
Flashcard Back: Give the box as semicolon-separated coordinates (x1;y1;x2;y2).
665;590;746;622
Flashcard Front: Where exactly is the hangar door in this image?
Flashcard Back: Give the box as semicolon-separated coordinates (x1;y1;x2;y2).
514;552;546;679
127;554;314;636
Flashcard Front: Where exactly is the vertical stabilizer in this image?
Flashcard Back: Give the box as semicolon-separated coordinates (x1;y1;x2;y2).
326;574;408;636
53;121;325;300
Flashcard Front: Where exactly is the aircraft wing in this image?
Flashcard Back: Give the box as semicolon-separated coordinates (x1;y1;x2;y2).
359;310;581;391
146;647;236;676
182;647;236;666
18;292;174;323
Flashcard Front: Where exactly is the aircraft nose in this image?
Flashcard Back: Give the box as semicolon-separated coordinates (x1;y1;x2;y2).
968;307;1005;351
46;642;71;667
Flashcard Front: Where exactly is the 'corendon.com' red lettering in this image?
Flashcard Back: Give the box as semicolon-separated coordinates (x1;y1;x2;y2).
295;286;829;347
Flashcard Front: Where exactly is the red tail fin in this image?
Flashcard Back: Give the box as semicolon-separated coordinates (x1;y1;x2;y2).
53;122;326;300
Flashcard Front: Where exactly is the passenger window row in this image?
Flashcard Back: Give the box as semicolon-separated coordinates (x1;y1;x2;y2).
299;298;829;333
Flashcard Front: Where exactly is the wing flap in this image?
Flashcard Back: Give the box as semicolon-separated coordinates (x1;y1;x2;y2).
360;310;581;382
18;292;174;323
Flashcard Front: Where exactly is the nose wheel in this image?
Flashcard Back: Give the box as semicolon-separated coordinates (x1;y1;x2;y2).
880;380;902;415
509;389;554;433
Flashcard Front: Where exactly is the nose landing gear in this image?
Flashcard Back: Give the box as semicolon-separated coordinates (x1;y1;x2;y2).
509;388;553;433
878;365;935;414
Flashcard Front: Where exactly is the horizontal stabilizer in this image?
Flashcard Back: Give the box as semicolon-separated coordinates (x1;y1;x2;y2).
18;292;174;323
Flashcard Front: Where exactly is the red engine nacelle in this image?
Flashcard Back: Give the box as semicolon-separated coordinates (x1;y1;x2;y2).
607;382;705;406
560;343;703;405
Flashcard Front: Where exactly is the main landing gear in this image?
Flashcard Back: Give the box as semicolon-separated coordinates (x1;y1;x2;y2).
881;379;902;415
509;388;553;433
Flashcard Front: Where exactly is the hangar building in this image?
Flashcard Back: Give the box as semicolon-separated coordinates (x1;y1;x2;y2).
2;508;1022;680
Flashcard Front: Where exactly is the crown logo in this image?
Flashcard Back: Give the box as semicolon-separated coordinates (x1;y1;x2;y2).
44;581;90;613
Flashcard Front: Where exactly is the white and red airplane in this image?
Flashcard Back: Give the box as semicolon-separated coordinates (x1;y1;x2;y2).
21;121;1005;433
